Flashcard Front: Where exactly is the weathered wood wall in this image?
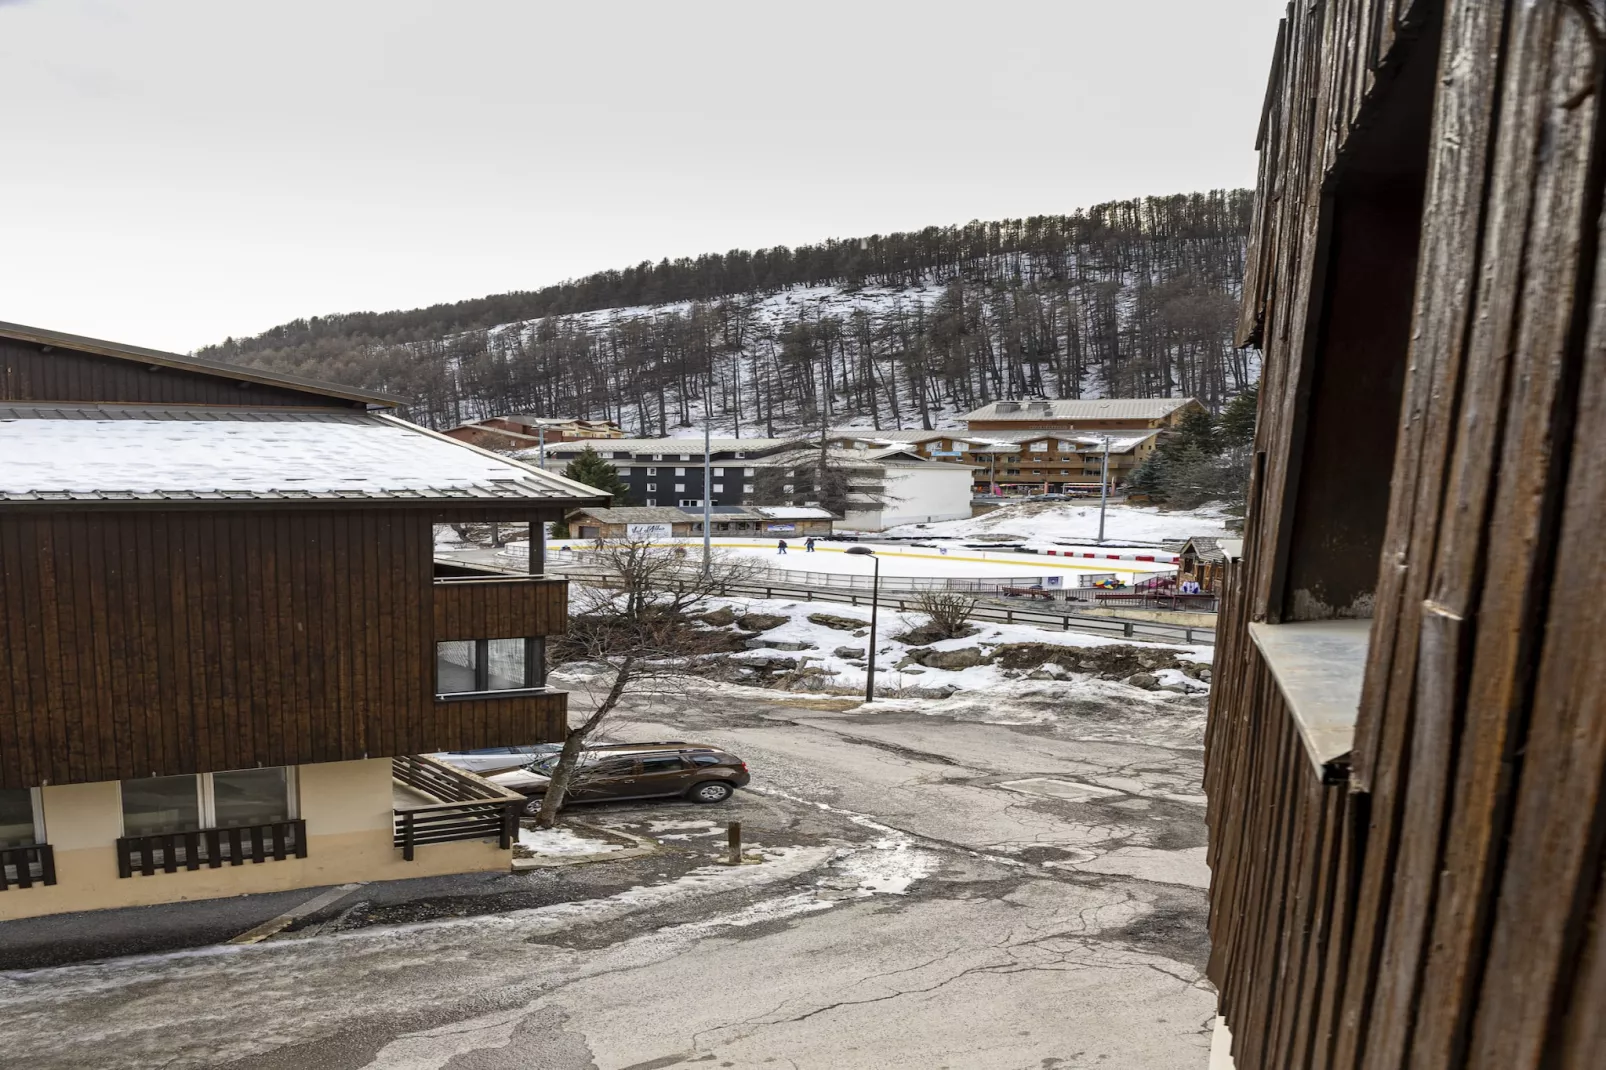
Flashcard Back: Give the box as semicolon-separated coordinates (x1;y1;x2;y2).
0;508;569;789
0;338;362;409
1208;0;1606;1066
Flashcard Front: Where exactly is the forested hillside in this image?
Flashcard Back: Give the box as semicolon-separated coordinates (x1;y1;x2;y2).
201;190;1257;434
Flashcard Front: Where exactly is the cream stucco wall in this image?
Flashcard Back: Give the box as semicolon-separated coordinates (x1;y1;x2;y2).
0;758;511;921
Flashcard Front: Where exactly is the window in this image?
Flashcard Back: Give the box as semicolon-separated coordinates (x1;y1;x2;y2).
1030;441;1048;452
436;638;544;696
689;754;723;767
122;775;201;836
0;789;38;847
679;453;690;461
652;453;663;460
783;484;795;493
211;768;291;828
1057;440;1076;451
613;451;630;459
639;756;686;774
743;484;754;493
713;467;724;476
734;451;747;459
675;483;686;492
646;482;657;492
743;467;755;476
680;498;702;507
712;483;724;493
645;498;657;506
121;770;295;836
646;467;657;476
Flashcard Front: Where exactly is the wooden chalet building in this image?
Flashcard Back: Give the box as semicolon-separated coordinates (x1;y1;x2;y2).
0;321;606;919
1206;3;1606;1069
443;415;624;452
962;397;1203;433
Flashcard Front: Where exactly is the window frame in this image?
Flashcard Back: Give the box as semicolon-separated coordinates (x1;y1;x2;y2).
118;769;299;837
435;637;547;700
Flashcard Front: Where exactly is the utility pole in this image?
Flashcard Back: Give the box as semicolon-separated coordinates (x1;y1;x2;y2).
537;425;547;469
1097;435;1111;545
702;391;713;579
844;547;879;702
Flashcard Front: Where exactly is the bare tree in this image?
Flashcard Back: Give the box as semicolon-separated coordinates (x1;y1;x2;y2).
911;588;978;639
532;536;756;827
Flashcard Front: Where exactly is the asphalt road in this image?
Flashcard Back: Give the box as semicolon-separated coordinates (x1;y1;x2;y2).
0;683;1217;1070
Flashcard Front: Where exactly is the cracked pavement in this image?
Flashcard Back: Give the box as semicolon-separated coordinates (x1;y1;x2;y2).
0;685;1216;1069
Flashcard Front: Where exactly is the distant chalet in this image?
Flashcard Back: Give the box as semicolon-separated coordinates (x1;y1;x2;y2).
962;397;1204;432
0;320;605;919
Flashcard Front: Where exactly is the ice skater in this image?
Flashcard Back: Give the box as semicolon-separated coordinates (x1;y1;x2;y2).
805;537;816;552
777;539;788;555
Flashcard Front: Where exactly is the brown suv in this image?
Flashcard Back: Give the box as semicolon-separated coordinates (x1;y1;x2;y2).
487;741;751;809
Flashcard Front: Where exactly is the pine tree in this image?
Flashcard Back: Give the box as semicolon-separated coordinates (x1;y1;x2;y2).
563;446;628;504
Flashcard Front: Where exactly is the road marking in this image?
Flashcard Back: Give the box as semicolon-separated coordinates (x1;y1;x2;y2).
227;882;366;945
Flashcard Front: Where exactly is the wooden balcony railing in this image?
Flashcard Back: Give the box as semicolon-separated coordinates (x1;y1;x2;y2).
393;754;525;861
116;820;307;878
432;574;566;640
0;844;56;890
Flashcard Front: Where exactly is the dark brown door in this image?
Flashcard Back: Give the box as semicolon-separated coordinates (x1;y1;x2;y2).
634;755;694;796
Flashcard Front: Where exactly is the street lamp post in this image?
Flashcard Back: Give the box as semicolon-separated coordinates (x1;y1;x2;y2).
702;399;713;580
1096;434;1112;545
844;546;879;703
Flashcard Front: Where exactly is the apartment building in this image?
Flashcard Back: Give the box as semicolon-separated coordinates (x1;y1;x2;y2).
0;322;605;919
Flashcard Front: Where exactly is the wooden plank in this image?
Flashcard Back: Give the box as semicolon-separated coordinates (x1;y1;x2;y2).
1411;7;1599;1065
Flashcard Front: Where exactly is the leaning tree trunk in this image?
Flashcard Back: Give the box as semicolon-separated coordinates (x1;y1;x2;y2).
532;659;634;828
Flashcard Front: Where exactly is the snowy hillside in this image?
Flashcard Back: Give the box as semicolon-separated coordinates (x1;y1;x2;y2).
205;191;1259;436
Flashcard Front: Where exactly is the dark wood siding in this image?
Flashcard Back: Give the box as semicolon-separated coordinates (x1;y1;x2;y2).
1208;1;1606;1068
433;578;567;640
0;338;361;408
0;508;571;788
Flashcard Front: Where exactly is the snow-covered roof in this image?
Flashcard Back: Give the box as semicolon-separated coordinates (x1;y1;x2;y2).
568;506;699;524
0;408;609;504
964;398;1199;422
751;506;837;520
534;437;805;457
828;427;986;445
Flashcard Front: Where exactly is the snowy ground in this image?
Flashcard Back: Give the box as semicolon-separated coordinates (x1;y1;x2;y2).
684;596;1211;702
702;537;1177;580
882;499;1235;546
516;826;624;857
0;663;1218;1070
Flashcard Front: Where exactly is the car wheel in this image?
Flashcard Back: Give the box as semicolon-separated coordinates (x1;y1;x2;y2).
523;796;544;816
687;780;734;804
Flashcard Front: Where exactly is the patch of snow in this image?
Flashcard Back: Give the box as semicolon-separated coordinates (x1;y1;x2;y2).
883;500;1234;547
824;838;939;896
517;826;624;856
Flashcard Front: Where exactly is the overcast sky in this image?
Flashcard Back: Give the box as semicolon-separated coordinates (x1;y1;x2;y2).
2;0;1285;353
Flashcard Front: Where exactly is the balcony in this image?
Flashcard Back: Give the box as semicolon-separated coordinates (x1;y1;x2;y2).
116;821;306;878
0;844;56;890
433;571;567;640
393;755;526;861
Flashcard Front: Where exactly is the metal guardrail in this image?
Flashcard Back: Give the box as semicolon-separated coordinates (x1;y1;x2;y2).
714;580;1214;645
